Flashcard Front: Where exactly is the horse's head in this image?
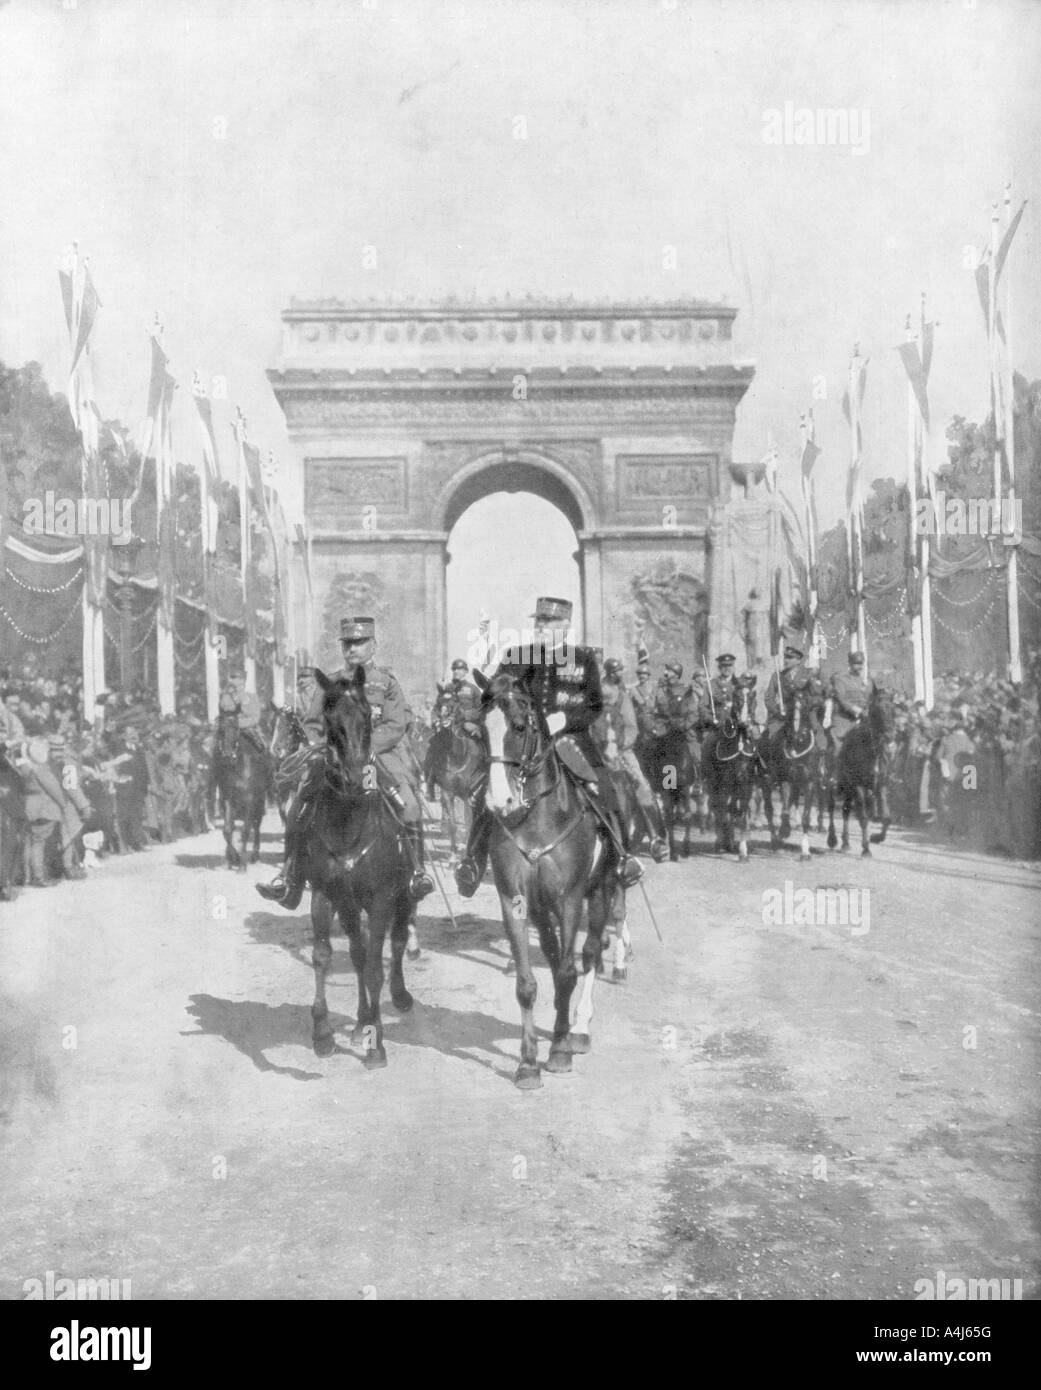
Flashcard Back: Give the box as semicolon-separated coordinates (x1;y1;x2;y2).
724;675;757;737
314;665;371;786
474;668;540;817
869;682;897;746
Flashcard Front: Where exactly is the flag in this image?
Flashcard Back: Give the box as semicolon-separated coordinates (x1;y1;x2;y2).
192;375;222;556
896;340;931;433
294;522;312;599
57;246;76;334
155;371;178;627
843;353;868;519
70;264;101;378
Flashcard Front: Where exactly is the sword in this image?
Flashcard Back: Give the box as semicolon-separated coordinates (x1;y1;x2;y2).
702;656;716;720
636;877;664;945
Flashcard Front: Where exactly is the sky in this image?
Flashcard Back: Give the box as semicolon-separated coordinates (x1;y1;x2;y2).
1;0;1039;566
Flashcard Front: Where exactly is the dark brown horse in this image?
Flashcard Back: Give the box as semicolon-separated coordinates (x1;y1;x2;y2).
757;681;827;861
307;667;415;1069
423;704;483;859
703;677;758;861
637;726;698;860
829;683;896;855
213;721;270;870
476;669;620;1089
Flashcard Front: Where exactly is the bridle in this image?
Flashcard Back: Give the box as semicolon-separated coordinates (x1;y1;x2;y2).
715;686;757;763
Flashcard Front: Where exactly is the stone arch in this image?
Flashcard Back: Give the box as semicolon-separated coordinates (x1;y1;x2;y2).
436;447;597;536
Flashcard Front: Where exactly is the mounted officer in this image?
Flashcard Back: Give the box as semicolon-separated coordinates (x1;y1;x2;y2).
454;596;645;897
824;649;870;754
598;655;668;862
696;652;757;756
258;616;434;909
436;658;481;736
764;645;812;739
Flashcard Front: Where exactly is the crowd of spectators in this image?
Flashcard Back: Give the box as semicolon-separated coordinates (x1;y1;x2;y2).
1;661;215;896
888;650;1041;859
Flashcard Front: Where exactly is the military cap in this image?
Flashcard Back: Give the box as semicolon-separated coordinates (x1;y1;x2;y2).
340;616;375;642
784;645;804;660
664;660;683;678
450;658;468;672
849;651;866;666
716;653;736;666
532;596;573;624
604;657;624;674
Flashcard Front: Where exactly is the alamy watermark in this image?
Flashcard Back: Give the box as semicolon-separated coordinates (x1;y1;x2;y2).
467;618;574;668
914;1270;1023;1301
914;491;1022;542
23;1270;132;1300
762;880;870;936
762;102;870;155
21;490;133;543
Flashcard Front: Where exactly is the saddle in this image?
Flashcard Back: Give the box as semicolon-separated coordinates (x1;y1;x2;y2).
554;734;600;788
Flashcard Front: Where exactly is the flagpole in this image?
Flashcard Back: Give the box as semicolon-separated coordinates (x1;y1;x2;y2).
236;410;257;695
155;357;176;717
799;409;820;667
193;375;221;722
905;315;926;703
849;345;867;667
918;295;934;709
1004;182;1022;683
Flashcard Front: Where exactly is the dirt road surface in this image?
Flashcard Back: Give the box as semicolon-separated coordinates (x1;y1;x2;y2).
2;814;1039;1300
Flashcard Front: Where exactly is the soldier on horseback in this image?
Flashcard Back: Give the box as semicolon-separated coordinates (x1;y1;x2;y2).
454;596;645;897
696;653;747;749
597;656;668;862
824;650;870;755
764;645;814;739
258;616;434;909
208;671;264;807
436;659;482;736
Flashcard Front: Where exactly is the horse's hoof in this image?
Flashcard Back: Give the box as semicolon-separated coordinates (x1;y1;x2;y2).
827;836;837;850
611;966;628;982
799;852;811;863
840;844;850;854
568;1032;592;1054
363;1047;388;1070
544;1049;572;1074
514;1064;542;1090
313;1034;335;1058
406;946;421;961
861;847;872;858
392;990;414;1013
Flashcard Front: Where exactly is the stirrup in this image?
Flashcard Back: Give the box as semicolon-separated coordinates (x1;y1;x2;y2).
409;869;435;901
454;859;482;898
619;855;644;888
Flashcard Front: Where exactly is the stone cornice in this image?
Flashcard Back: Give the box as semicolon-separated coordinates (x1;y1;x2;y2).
274;300;752;378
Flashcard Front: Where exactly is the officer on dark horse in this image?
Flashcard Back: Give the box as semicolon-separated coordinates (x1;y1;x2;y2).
454;596;644;898
258;616;434;909
425;657;484;855
209;670;270;868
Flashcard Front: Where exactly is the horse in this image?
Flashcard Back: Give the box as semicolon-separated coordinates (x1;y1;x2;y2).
829;683;896;856
423;700;483;861
757;681;827;861
269;703;308;823
476;669;621;1089
212;718;270;870
637;725;698;859
702;678;758;861
0;746;27;901
307;666;415;1069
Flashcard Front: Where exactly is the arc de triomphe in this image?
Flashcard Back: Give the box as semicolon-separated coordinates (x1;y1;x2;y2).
269;300;755;702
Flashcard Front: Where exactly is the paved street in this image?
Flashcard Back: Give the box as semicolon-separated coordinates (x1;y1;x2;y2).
1;814;1039;1300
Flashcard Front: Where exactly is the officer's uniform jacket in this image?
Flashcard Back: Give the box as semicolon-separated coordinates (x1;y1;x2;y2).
629;678;656;739
303;660;408;761
496;641;603;759
219;688;261;730
595;681;639;755
650;682;697;739
829;671;870;739
765;666;809;724
698;674;739;727
438;679;481;729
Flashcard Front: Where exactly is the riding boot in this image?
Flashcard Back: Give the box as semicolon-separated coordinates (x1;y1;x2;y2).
455;805;490;898
605;806;644;887
641;799;670;863
404;824;435;901
257;786;310;909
